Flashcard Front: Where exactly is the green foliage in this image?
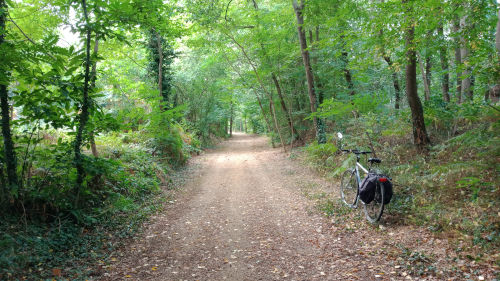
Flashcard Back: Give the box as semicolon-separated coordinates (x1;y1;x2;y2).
315;93;388;122
304;100;500;257
1;0;499;277
306;142;338;162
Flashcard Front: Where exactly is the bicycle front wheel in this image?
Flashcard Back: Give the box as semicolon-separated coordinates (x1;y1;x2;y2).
340;168;358;207
363;181;385;223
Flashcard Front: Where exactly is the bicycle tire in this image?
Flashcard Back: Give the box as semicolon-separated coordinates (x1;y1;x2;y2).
363;181;385;223
340;168;358;207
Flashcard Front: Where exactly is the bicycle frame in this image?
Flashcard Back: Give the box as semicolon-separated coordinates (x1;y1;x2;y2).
355;162;369;187
352;156;370;207
338;132;387;222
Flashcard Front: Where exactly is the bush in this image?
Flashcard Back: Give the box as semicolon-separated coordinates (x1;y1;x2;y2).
305;142;338;169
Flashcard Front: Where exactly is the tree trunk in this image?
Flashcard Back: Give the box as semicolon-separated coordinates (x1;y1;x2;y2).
460;16;472;101
378;7;401;110
229;101;233;136
0;0;18;191
244;116;247;133
490;9;500;103
425;56;432;93
383;56;401;109
438;24;450;102
269;96;285;152
418;52;431;101
251;2;299;145
314;26;324;106
341;36;355;96
293;0;326;144
497;9;500;57
405;0;430;148
271;73;301;142
90;38;99;157
156;31;164;105
74;0;92;205
453;18;462;103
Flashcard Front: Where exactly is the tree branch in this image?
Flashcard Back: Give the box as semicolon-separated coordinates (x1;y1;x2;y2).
7;16;36;45
8;15;58;60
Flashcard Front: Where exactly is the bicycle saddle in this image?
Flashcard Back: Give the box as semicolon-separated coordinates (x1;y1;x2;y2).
368;158;381;164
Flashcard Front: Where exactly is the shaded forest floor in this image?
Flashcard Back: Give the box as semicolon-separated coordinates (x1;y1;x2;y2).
99;133;497;281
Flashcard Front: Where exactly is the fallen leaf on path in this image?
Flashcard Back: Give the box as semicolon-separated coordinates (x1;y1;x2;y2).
52;268;61;277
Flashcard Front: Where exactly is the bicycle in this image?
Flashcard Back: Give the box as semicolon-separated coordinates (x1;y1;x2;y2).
337;132;390;223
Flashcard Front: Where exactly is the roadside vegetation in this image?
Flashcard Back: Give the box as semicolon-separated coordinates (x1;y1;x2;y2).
302;101;499;265
0;0;498;279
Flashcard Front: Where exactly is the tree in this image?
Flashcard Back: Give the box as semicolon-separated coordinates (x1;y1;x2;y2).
438;22;450;102
490;9;500;102
73;0;93;205
89;38;100;157
453;16;462;103
460;15;472;101
0;0;19;191
404;0;430;148
147;30;175;109
292;0;326;144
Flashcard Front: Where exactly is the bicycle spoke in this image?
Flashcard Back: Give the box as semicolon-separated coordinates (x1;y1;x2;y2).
340;169;358;207
363;182;384;223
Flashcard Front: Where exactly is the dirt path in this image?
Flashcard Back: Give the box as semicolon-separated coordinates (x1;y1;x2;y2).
100;133;495;281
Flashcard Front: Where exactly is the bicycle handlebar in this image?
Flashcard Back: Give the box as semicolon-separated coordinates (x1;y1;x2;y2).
341;149;372;155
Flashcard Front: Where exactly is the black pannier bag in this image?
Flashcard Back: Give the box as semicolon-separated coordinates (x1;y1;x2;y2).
359;173;378;204
359;173;393;205
379;175;393;205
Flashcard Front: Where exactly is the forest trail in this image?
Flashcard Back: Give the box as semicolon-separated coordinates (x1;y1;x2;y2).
100;134;488;281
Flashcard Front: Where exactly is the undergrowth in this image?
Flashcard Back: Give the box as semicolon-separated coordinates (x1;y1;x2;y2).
302;101;500;262
0;128;199;280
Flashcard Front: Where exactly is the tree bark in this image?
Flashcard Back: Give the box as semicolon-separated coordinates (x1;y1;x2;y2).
156;31;164;105
269;95;285;152
438;23;450;102
244;115;247;133
0;0;18;190
383;56;401;109
405;0;430;148
293;0;326;144
460;16;472;101
453;17;462;103
425;56;432;93
497;9;500;56
497;9;500;57
490;9;500;103
229;101;233;136
314;26;324;106
272;73;301;142
341;36;355;96
418;52;431;101
74;0;92;205
90;38;99;157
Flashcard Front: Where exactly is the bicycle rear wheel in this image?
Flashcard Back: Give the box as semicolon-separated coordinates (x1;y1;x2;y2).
340;168;358;207
363;181;385;223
